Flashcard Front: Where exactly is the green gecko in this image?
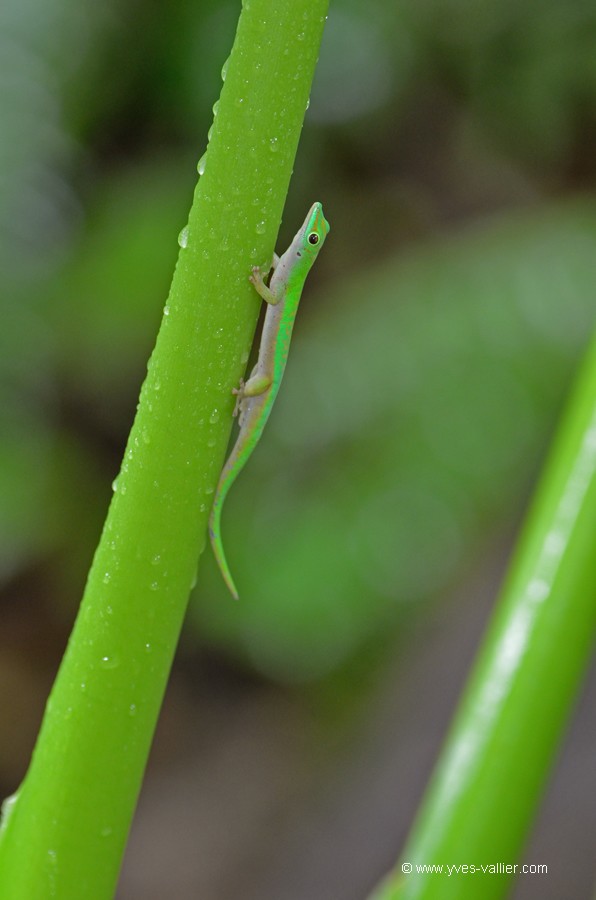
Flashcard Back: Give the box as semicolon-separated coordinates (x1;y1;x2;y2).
209;202;330;599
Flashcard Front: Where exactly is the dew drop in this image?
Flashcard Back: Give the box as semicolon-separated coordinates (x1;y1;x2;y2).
256;220;266;234
212;100;219;116
100;655;119;669
209;409;220;424
102;572;111;585
150;581;159;591
178;226;189;248
197;153;207;175
269;137;279;153
221;57;230;81
128;704;137;716
111;478;118;492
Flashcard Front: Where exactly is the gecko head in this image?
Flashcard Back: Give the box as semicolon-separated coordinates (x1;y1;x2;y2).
300;202;330;261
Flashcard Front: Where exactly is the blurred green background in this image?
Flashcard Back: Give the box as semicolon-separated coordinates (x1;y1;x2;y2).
1;1;596;897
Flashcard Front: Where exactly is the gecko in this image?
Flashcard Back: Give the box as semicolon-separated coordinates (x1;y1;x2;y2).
208;201;330;599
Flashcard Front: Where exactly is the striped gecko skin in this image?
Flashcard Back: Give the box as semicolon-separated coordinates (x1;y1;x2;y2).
209;202;330;599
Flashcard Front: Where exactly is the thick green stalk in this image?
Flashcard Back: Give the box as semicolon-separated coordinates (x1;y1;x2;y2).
0;2;329;897
371;332;596;900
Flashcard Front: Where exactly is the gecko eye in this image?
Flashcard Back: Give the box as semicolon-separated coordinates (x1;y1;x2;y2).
308;232;319;245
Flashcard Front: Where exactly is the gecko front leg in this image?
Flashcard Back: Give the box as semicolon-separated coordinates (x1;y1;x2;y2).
249;265;282;305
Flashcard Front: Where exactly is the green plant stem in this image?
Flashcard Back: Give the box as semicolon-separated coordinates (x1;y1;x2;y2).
371;332;596;900
0;2;329;897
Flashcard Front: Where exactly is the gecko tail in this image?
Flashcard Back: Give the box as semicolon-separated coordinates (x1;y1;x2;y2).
208;506;240;601
208;430;259;602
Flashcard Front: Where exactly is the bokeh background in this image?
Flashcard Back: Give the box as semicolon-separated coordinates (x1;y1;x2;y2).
2;1;596;897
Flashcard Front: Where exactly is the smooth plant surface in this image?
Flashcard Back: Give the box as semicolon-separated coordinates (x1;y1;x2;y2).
370;334;596;899
0;1;329;897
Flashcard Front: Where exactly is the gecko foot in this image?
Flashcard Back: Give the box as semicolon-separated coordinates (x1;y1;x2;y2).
248;266;264;289
232;379;245;417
